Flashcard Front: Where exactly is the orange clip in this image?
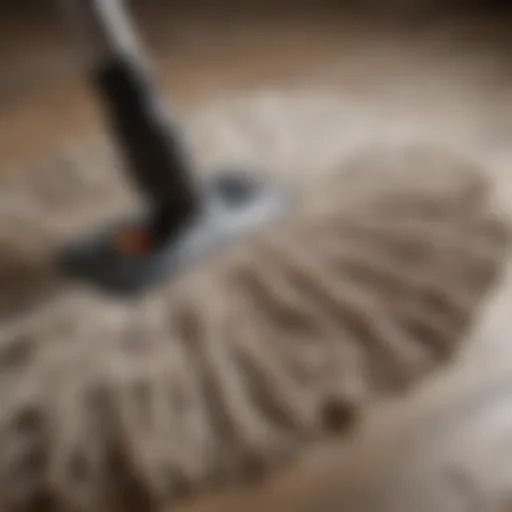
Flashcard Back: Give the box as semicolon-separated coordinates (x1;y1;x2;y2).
115;227;152;256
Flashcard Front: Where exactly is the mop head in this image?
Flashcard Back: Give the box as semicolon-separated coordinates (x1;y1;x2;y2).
225;263;512;512
0;94;508;511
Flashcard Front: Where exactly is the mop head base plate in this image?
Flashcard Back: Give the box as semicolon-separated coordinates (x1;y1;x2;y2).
57;169;290;295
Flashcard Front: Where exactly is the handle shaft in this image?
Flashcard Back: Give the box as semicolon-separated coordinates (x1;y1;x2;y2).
58;0;200;236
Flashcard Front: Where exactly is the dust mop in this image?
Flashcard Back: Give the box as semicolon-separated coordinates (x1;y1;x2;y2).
0;1;508;511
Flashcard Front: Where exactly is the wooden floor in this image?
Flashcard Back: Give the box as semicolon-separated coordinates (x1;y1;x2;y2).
0;4;355;168
1;4;510;169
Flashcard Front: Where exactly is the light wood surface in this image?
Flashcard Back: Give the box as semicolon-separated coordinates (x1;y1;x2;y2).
0;4;509;169
0;5;356;168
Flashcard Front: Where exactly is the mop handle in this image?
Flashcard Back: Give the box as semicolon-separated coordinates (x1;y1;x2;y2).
58;0;200;227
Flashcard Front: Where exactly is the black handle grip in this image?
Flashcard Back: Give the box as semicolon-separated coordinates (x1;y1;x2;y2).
94;56;201;233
